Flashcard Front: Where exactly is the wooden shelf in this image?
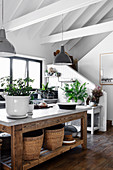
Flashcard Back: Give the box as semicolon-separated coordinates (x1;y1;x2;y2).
1;155;11;170
23;138;83;170
1;138;83;170
0;109;87;169
87;127;99;131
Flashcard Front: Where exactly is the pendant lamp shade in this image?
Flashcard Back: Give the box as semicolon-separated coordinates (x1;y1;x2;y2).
54;14;72;65
54;46;72;65
0;0;16;57
0;29;16;57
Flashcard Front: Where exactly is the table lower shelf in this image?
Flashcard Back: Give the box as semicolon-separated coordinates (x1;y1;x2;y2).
87;127;99;131
1;138;83;170
1;155;11;169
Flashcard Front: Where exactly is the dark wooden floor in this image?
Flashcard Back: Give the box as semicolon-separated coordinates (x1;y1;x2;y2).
31;127;113;170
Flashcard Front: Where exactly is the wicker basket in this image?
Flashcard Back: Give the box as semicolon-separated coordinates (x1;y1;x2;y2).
23;130;43;160
44;124;64;151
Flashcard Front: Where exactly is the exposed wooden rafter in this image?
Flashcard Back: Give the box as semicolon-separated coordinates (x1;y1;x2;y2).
8;0;24;21
39;14;68;37
39;6;87;38
52;0;107;49
51;6;88;48
35;0;45;9
31;14;68;39
25;0;45;39
67;0;113;51
40;20;113;44
5;0;105;32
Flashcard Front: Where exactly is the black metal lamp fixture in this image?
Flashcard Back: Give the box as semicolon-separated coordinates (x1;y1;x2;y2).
0;0;16;57
54;14;72;65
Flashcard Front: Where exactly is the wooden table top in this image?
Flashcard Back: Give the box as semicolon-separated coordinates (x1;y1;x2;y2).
0;105;91;127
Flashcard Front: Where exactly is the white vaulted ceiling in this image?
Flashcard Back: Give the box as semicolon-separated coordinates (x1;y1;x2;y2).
1;0;113;60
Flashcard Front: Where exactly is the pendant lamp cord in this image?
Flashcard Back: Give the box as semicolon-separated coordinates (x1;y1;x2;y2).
2;0;4;27
62;14;63;41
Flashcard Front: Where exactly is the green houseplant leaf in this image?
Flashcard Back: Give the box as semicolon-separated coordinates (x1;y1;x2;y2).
62;80;88;103
0;76;34;96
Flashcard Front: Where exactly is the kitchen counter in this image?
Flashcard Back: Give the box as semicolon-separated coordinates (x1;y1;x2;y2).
0;105;91;170
0;105;91;127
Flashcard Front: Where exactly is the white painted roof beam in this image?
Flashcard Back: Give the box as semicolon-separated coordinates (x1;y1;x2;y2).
5;0;105;32
40;20;113;44
8;0;24;21
35;0;45;9
38;14;68;37
52;0;107;49
51;6;88;48
67;0;113;51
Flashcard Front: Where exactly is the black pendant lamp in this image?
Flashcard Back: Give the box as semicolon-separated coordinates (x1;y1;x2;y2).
54;14;72;65
0;0;16;57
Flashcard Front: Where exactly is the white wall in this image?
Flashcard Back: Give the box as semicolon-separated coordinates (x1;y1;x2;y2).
7;30;53;64
47;64;107;131
47;64;95;89
78;32;113;120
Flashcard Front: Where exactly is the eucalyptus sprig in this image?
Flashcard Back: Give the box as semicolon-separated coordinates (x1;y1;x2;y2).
0;76;34;96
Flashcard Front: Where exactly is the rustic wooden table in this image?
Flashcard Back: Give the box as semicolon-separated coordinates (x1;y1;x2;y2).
0;105;91;170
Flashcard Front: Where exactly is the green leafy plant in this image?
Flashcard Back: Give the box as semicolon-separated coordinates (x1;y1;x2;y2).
29;93;35;104
41;82;49;92
45;69;48;73
40;83;55;92
62;80;88;103
39;83;55;99
0;76;34;96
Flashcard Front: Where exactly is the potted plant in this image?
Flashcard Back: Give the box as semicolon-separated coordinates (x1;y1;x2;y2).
40;83;55;99
61;80;88;104
92;86;103;105
0;76;34;117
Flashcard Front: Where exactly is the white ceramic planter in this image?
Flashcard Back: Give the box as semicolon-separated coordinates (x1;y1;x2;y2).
6;96;29;117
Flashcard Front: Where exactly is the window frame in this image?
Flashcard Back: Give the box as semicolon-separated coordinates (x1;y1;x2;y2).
0;56;42;91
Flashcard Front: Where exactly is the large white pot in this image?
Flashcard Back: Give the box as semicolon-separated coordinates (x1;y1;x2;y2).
6;96;29;117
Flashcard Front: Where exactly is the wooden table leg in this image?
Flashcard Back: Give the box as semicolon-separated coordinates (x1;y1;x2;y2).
81;111;87;149
11;125;23;170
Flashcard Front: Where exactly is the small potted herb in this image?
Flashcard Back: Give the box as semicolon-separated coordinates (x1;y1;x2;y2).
0;76;34;117
40;83;55;99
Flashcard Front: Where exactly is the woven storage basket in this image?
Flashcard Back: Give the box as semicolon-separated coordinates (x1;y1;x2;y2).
23;130;43;160
44;124;64;151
